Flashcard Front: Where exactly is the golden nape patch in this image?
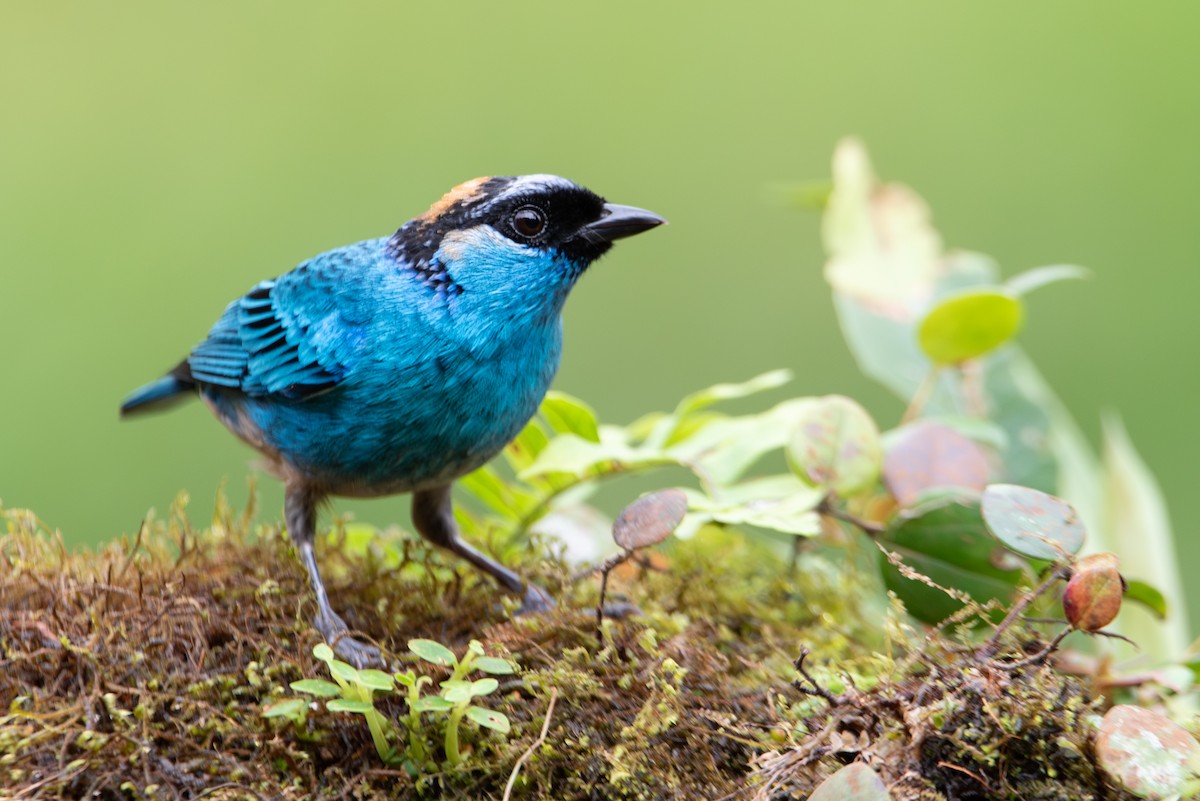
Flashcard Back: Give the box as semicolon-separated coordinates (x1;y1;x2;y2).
419;177;492;222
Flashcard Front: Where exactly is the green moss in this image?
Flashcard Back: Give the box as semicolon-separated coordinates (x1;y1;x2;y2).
0;503;1137;800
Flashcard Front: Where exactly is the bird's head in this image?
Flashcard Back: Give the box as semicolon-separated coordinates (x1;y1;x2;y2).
387;175;664;317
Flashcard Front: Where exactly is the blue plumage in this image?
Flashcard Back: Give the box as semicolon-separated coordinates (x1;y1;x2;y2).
122;175;664;666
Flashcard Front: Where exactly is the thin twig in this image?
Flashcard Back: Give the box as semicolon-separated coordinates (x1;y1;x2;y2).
977;566;1067;660
502;689;559;801
817;498;885;536
992;626;1072;671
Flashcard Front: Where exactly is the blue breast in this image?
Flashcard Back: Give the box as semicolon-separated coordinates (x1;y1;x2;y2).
197;237;567;495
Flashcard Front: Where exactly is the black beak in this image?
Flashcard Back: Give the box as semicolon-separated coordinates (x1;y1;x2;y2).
581;203;666;243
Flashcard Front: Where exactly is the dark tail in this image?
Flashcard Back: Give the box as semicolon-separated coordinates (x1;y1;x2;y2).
120;361;197;417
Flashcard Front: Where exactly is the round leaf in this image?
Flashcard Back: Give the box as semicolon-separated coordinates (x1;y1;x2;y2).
1063;552;1124;631
787;395;882;496
441;679;475;704
326;699;375;714
473;656;517;675
290;679;342;698
356;669;397;692
408;638;456;666
883;421;990;507
981;484;1085;560
469;678;499;697
918;289;1023;364
612;489;688;551
1096;705;1200;798
328;660;360;686
312;643;335;664
262;698;309;723
466;706;511;734
808;762;891;801
412;696;455;713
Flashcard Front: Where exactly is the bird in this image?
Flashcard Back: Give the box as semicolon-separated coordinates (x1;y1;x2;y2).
120;175;665;667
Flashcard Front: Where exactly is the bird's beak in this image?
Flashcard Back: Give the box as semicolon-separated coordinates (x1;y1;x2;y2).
581;203;667;243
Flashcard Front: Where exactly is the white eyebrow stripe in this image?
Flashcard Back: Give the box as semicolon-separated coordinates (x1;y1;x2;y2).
490;174;577;203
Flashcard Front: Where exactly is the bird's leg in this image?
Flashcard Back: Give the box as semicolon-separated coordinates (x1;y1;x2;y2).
412;484;554;613
285;484;384;668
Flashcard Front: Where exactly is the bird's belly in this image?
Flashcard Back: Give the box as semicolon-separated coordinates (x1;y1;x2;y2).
208;346;556;496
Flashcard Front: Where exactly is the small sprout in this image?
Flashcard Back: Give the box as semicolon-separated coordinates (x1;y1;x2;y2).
883;421;989;507
981;484;1085;560
807;762;892;801
612;488;688;550
1095;705;1200;798
1062;553;1125;632
261;697;309;726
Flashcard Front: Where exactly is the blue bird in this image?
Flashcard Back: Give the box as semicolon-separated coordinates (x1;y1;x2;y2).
121;175;664;666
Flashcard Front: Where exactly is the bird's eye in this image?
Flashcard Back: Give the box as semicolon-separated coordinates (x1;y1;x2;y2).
511;206;547;238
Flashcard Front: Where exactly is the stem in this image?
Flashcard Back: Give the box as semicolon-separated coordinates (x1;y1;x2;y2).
901;365;942;425
444;707;464;767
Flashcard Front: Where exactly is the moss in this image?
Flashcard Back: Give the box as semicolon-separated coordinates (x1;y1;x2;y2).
0;502;1137;800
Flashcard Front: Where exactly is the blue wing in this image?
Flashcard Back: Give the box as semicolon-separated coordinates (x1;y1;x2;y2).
187;244;376;401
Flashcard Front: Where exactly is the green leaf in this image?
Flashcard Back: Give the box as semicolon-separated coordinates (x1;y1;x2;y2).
458;466;526;521
879;498;1026;624
312;643;334;664
673;369;793;418
981;484;1085;560
808;762;892;801
290;679;342;698
1004;264;1089;297
883;421;990;507
503;419;552;473
408;639;456;667
465;706;511;734
917;289;1023;365
473;656;517;675
541;391;601;443
667;398;818;486
681;475;823;538
326;699;376;714
262;698;309;724
440;680;475;704
787;395;882;496
412;696;455;713
1123;579;1168;621
328;660;360;686
469;678;499;697
520;432;668;480
356;669;396;692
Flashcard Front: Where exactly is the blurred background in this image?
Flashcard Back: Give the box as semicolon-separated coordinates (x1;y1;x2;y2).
3;3;1197;626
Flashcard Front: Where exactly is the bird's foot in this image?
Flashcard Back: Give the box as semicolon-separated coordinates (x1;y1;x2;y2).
314;609;386;669
515;583;556;616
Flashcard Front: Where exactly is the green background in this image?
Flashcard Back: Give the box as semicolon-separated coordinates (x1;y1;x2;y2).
3;4;1197;627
